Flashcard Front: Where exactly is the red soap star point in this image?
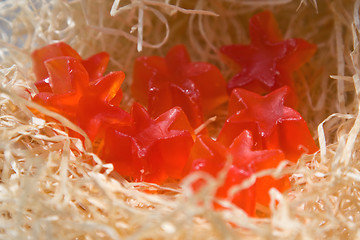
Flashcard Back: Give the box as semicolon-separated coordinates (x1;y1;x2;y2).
82;52;110;82
32;42;81;82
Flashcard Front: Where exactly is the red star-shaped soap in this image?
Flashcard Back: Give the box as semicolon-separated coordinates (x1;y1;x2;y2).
188;130;288;215
33;56;125;122
217;87;318;162
101;103;194;183
228;130;289;207
132;45;228;129
31;43;127;142
220;10;316;107
32;42;110;92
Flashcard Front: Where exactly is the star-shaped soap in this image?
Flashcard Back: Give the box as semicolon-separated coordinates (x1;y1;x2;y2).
188;130;288;215
132;44;228;129
220;10;316;107
101;103;194;183
217;87;318;162
228;130;289;207
31;43;127;141
32;42;110;92
33;56;124;121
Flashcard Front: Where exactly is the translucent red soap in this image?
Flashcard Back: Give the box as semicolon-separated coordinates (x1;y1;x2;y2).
32;42;110;92
31;43;125;122
188;130;289;215
101;103;194;182
220;10;317;107
218;87;319;162
132;44;228;129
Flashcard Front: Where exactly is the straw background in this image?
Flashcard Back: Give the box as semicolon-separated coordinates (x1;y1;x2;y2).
0;0;359;239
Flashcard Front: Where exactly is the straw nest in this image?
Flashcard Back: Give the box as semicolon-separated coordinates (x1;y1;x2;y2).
0;0;359;239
